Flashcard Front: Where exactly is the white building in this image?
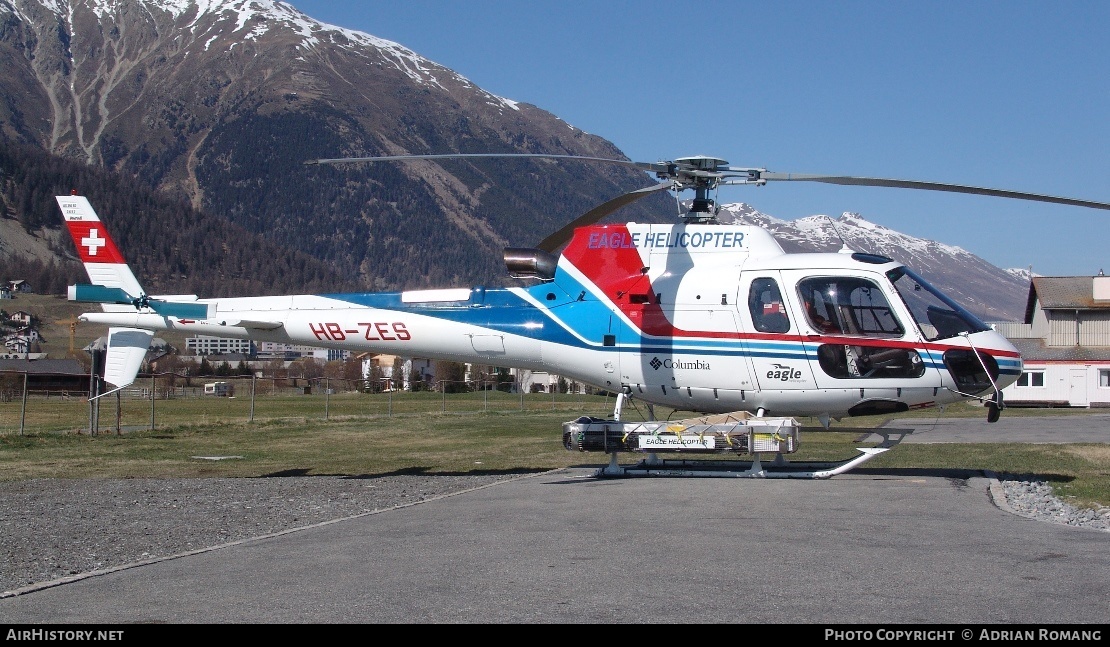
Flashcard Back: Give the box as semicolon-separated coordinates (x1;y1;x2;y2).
185;335;254;356
361;354;434;390
8;310;33;326
357;357;592;393
255;342;350;361
997;273;1110;407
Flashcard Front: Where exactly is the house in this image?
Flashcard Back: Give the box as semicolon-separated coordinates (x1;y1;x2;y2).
0;358;88;393
995;273;1110;407
3;332;38;355
8;311;34;326
6;280;32;294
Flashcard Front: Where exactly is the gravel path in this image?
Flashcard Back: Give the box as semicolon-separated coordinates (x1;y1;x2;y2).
0;474;521;597
1;473;1106;598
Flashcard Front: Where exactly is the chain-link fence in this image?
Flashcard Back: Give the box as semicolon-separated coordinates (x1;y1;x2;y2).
0;371;620;435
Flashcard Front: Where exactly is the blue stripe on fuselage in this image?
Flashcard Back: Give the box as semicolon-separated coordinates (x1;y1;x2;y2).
319;285;973;370
320;287;594;347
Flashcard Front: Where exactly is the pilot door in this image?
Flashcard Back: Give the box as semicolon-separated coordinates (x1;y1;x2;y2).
780;269;944;411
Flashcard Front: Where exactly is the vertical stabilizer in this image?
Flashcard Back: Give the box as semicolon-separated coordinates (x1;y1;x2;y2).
95;327;154;397
56;195;144;300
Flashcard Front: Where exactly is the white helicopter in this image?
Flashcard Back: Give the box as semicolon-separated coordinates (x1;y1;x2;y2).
57;153;1110;478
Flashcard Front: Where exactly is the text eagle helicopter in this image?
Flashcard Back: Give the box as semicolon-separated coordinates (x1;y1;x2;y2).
57;153;1110;478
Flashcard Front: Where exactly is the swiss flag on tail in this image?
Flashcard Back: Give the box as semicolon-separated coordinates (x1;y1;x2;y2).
57;195;128;264
64;221;128;265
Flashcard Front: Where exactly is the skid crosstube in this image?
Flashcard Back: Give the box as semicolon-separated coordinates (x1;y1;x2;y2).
594;448;889;479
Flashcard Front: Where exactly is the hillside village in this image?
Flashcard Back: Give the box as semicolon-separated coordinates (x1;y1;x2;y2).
0;279;44;357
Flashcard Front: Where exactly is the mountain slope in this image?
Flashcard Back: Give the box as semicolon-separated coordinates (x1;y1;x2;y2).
0;139;360;297
0;0;672;288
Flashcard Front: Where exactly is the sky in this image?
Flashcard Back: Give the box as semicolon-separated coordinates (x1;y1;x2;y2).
288;0;1109;276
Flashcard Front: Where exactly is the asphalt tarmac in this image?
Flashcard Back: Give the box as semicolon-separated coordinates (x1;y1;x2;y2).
872;411;1110;445
1;415;1107;624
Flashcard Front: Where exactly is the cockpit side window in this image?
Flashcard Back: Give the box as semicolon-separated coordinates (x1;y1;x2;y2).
748;278;791;333
887;267;991;341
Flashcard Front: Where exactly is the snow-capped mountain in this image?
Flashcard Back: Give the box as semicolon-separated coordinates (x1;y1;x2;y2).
1004;267;1039;282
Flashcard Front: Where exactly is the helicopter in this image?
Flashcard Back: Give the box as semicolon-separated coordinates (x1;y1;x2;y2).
56;153;1110;478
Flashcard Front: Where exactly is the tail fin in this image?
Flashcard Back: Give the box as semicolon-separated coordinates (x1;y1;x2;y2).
58;195;154;394
57;195;209;319
56;195;145;303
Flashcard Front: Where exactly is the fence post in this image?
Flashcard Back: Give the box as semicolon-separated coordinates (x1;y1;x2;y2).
19;372;28;436
150;373;155;431
93;380;100;435
441;381;446;413
250;374;256;423
325;377;330;420
87;352;96;435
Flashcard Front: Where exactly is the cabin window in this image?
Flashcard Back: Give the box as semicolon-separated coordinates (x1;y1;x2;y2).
1099;370;1110;388
796;277;904;337
748;278;790;333
1017;371;1045;387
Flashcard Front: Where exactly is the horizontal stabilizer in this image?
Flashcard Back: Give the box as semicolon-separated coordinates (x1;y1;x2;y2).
69;284;136;305
70;284;213;319
96;327;154;397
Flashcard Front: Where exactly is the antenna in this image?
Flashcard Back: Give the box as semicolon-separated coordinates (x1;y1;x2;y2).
825;215;854;254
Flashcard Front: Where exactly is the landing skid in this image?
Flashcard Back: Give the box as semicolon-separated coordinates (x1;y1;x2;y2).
594;447;889;480
574;395;900;479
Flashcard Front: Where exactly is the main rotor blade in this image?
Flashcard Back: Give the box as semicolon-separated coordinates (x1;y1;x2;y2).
759;173;1110;211
536;182;674;253
304;152;667;172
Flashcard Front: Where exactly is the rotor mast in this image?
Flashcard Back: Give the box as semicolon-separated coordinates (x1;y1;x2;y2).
666;156;731;224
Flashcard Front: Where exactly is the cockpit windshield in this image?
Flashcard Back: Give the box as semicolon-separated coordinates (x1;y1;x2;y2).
887;266;991;341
